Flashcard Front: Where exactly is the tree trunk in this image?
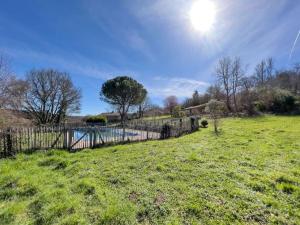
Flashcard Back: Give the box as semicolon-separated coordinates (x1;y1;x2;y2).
233;93;238;114
120;114;125;141
138;105;142;118
120;107;126;141
226;93;231;112
213;119;219;134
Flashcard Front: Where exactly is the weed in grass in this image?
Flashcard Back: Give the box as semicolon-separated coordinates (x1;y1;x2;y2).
0;211;15;225
98;199;136;225
184;203;202;219
38;158;69;170
276;183;297;194
156;164;166;172
74;180;96;196
136;200;170;224
275;175;296;184
187;152;200;161
107;177;123;186
28;198;47;225
249;182;267;192
59;214;87;225
0;179;38;201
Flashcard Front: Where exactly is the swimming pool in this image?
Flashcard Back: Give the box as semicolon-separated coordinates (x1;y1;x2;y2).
73;127;139;140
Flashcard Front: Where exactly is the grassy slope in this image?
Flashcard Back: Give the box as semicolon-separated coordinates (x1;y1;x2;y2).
0;116;300;225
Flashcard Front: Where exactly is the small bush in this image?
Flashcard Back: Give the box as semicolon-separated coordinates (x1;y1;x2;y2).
254;100;267;112
85;115;107;124
201;119;208;128
271;90;297;113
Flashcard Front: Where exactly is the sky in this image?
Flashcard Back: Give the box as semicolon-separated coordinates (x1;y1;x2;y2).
0;0;300;115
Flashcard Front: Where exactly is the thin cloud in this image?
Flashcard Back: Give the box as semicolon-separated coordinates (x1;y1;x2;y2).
147;77;209;98
2;47;137;80
125;30;155;61
289;29;300;60
83;1;155;61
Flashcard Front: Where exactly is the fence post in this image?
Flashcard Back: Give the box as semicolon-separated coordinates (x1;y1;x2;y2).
63;128;68;149
68;129;73;151
146;126;149;140
5;128;13;157
89;131;93;148
179;118;183;135
33;128;37;150
93;130;97;148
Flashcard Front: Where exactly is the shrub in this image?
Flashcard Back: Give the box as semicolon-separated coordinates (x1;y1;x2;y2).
85;115;107;124
270;90;297;113
254;100;267;112
201;119;208;128
255;88;299;114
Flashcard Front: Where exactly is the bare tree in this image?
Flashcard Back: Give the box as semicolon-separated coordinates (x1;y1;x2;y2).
0;54;12;108
266;58;274;79
231;57;244;113
206;85;225;101
255;60;266;86
254;58;274;86
205;99;226;134
215;57;232;111
240;76;257;115
23;69;81;124
5;78;28;110
294;63;300;74
164;96;178;115
0;54;27;110
138;96;152;118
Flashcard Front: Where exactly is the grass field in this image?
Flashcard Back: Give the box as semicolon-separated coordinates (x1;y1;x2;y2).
0;116;300;225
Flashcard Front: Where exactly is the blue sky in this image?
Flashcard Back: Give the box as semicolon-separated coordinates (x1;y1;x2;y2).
1;0;300;115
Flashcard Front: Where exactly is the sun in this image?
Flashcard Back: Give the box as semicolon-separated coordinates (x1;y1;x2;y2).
189;0;216;33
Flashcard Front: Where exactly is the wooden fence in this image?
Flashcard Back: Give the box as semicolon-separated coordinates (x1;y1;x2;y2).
0;117;199;158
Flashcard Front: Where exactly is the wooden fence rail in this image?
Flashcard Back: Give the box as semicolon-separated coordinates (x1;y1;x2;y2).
0;117;199;158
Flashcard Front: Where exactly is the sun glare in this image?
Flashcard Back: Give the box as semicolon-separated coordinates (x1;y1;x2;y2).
189;0;216;33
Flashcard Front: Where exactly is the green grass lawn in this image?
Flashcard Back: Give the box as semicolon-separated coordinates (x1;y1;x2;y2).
139;115;172;121
0;116;300;225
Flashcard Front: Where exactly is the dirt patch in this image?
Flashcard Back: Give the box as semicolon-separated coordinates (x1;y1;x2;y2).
154;191;165;206
129;191;140;203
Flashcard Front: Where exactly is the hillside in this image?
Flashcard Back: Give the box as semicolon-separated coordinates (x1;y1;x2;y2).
0;116;299;224
0;109;86;128
0;109;32;128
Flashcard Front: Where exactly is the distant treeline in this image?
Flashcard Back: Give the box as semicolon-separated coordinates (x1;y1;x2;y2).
182;57;300;115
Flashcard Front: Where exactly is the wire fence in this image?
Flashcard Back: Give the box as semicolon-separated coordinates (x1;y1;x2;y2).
0;116;199;158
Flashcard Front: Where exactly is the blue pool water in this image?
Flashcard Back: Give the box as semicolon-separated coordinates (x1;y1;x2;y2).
74;127;139;140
